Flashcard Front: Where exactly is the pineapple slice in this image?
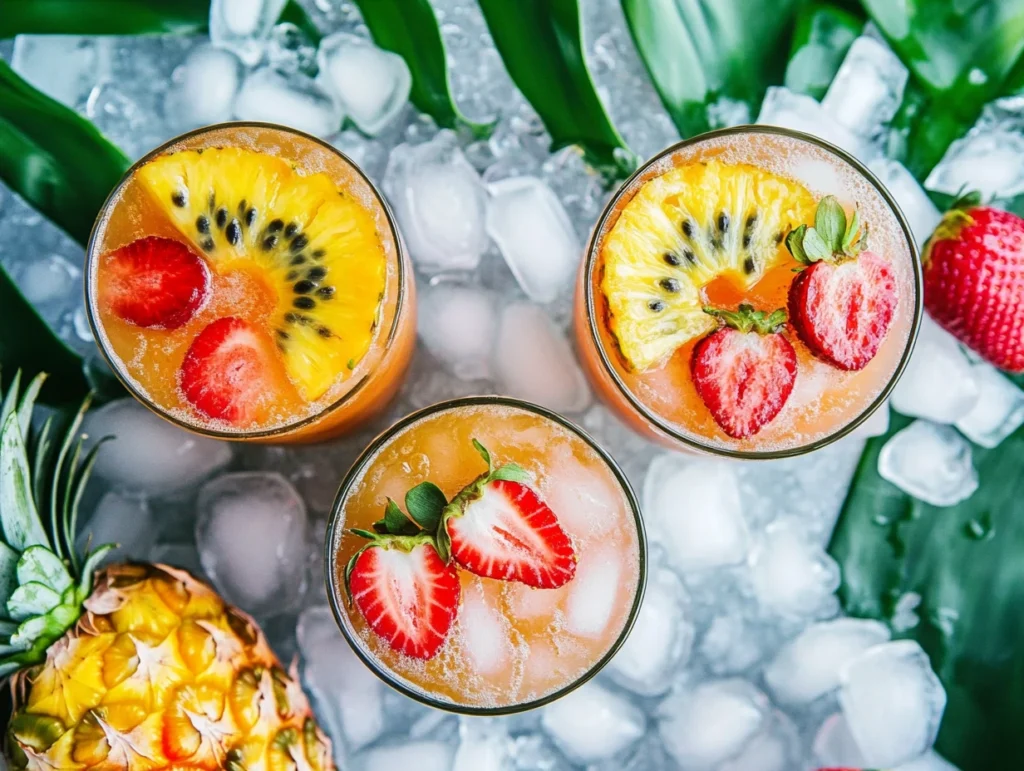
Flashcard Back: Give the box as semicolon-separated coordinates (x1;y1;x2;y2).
601;160;816;371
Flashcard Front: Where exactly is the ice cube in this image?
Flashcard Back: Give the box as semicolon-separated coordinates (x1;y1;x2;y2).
209;0;288;66
719;712;802;771
77;493;157;564
195;472;308;617
485;176;579;303
540;680;645;763
564;542;622;638
891;316;980;424
748;517;841;618
164;44;242;130
658;678;768;769
894;750;962;771
508;733;562;771
297;606;384;752
11;253;80;307
417;282;499;381
822;36;909;139
494;304;591;413
955;362;1024;448
539;441;620;539
757;87;869;160
383;131;490;273
452;719;511;771
606;567;693;696
867;158;943;247
926;96;1024;200
11;35;114;108
642;455;749;573
267;22;318;77
878;420;979;506
839;640;947;768
317;32;411;136
763;618;891;705
699;613;764;675
81;398;233;496
233;67;342;139
456;580;513;676
352;740;455;771
813;712;868;769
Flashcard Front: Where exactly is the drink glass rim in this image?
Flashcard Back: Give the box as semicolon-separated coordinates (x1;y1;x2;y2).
83;120;409;441
324;395;649;715
581;124;924;460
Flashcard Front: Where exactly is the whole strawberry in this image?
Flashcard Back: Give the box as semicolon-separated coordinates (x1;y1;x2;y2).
923;194;1024;372
785;196;897;370
691;304;797;439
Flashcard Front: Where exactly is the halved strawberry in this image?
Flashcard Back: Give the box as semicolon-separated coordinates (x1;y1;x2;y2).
691;304;797;439
101;236;209;329
179;317;278;426
439;440;576;589
345;532;460;660
785;196;897;370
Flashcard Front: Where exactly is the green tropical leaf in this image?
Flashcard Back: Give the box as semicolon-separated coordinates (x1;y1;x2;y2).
16;546;72;594
830;411;1024;771
622;0;801;138
866;0;1024;179
0;60;130;244
784;2;864;100
6;582;60;620
404;482;447;533
352;0;490;136
477;0;634;178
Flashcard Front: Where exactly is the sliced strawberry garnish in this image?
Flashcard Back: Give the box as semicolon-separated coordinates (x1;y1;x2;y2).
101;236;208;329
346;533;460;660
179;317;277;426
439;440;576;589
691;305;797;439
785;196;897;370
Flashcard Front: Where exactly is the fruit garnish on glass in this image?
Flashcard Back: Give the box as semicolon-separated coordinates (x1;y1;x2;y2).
923;193;1024;373
785;195;897;371
345;439;578;661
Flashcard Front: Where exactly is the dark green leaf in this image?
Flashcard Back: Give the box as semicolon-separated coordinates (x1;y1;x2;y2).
490;464;530;484
867;0;1024;179
784;2;864;100
622;0;801;138
380;498;420;536
830;410;1024;771
0;60;130;244
478;0;634;178
404;482;447;533
785;224;810;263
353;0;490;136
435;523;451;564
1;268;89;407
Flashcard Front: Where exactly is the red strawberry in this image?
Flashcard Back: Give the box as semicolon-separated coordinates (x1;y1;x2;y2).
439;440;576;589
923;196;1024;372
345;533;460;660
179;317;277;425
101;236;208;329
785;196;897;370
691;304;797;439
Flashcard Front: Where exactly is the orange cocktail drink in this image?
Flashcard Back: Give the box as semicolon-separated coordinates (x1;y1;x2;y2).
86;123;414;443
575;127;921;457
325;397;645;713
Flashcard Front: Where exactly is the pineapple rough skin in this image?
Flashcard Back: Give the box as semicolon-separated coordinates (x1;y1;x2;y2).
6;563;334;771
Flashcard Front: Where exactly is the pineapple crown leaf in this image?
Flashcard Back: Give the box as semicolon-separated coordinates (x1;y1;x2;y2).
785;196;867;265
0;370;115;677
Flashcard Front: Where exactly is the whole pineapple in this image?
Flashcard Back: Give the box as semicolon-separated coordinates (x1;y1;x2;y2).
0;372;334;770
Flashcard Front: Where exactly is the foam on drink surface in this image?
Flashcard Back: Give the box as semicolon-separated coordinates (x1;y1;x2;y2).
333;403;642;709
590;130;918;453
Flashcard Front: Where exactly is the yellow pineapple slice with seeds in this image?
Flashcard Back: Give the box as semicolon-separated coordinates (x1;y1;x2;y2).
601;160;816;371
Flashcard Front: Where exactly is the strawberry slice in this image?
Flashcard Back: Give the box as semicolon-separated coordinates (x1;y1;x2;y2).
345;533;460;660
179;317;278;426
101;236;209;329
691;304;797;439
439;440;576;589
785;196;897;370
